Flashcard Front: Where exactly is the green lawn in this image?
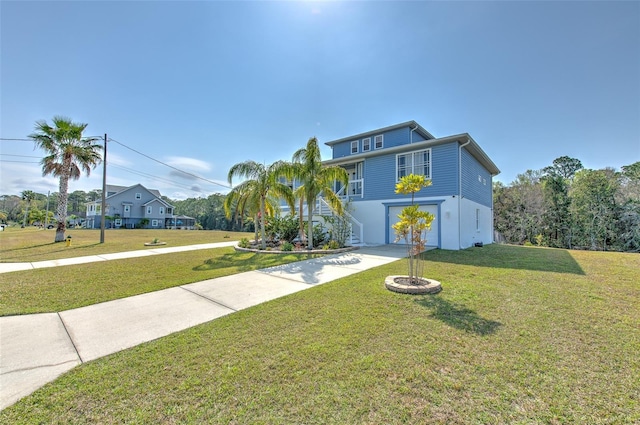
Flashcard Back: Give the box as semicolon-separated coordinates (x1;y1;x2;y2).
0;227;252;262
0;247;321;315
1;244;638;423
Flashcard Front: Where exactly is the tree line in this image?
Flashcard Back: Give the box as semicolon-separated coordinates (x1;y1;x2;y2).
494;156;640;252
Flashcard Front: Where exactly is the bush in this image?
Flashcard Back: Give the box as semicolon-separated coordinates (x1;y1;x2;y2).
281;241;293;251
264;215;300;243
312;223;328;247
238;238;250;248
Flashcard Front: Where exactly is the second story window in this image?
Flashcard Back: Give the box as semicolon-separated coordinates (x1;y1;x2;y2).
351;141;358;154
159;207;165;215
362;138;371;152
374;135;383;149
135;193;142;200
146;206;152;215
396;149;431;181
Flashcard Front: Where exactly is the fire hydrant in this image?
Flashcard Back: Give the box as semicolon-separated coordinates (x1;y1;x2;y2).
66;235;72;247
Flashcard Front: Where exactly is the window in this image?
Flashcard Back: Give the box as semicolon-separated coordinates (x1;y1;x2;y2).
374;135;383;149
124;205;130;213
114;219;122;227
159;207;165;215
151;219;159;227
396;149;431;181
351;141;358;154
146;206;152;215
362;138;371;152
135;193;142;200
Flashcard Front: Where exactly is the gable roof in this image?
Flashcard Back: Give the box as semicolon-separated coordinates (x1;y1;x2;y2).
323;133;501;176
89;184;174;207
324;121;435;146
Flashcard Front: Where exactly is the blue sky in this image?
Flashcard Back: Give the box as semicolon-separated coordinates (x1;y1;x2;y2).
1;1;638;199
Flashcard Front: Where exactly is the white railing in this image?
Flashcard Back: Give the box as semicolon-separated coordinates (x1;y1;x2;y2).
318;197;364;245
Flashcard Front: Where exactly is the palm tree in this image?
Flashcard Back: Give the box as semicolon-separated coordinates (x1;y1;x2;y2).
227;160;294;249
284;137;349;250
21;190;36;228
224;181;280;241
29;116;102;242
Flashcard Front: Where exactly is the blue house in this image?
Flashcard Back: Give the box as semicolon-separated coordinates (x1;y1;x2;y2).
85;184;189;229
309;121;500;250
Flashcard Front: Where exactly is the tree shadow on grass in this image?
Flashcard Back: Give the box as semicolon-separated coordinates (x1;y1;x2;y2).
192;252;321;273
422;244;585;275
415;295;502;335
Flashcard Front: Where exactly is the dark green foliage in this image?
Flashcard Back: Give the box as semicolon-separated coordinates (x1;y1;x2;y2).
264;214;299;243
494;158;639;252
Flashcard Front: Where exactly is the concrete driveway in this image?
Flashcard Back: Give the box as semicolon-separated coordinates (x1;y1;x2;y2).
0;244;408;410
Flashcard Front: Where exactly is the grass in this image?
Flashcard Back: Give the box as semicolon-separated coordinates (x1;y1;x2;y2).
0;227;252;262
0;247;322;315
1;244;638;423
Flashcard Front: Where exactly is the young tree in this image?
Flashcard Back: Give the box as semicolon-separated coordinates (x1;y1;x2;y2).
392;174;434;284
227;160;294;249
29;117;102;242
283;137;349;250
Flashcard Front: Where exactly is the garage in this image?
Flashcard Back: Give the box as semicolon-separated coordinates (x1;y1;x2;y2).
388;204;439;247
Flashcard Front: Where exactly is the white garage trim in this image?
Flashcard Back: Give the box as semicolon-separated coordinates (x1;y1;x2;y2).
384;201;443;247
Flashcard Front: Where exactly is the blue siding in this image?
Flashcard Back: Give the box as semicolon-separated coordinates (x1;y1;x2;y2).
331;126;420;159
358;142;460;201
461;149;492;207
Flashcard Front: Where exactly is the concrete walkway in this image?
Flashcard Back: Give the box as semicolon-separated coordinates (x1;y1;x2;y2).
0;243;407;410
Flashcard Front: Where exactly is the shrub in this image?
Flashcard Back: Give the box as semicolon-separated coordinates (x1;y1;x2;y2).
281;241;293;251
238;238;250;248
313;223;328;246
326;240;340;250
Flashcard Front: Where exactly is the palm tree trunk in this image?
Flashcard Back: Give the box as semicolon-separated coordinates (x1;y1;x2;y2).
260;196;266;249
55;169;70;242
298;197;305;243
22;204;29;228
307;199;314;250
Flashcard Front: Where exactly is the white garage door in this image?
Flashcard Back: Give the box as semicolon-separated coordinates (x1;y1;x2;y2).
388;204;439;247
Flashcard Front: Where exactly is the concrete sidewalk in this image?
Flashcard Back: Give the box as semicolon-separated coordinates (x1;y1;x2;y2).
0;241;239;274
0;244;407;410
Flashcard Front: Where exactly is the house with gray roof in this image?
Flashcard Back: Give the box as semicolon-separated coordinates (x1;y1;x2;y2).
85;184;190;229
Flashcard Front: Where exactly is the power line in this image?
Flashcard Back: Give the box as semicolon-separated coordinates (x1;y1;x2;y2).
108;137;231;189
0;160;40;164
0;154;42;158
0;138;31;142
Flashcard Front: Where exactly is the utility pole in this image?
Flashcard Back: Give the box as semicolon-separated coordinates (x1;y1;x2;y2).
45;191;50;228
100;134;107;243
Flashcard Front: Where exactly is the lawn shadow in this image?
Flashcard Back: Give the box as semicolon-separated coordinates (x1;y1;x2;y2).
192;252;322;273
422;244;585;275
415;295;502;335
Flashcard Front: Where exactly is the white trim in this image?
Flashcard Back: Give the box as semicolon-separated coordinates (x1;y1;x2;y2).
151;219;159;227
350;140;359;154
362;137;371;152
395;148;431;181
374;134;383;149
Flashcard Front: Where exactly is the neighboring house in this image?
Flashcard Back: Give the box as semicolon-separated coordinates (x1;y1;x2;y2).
290;121;500;250
85;184;191;229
